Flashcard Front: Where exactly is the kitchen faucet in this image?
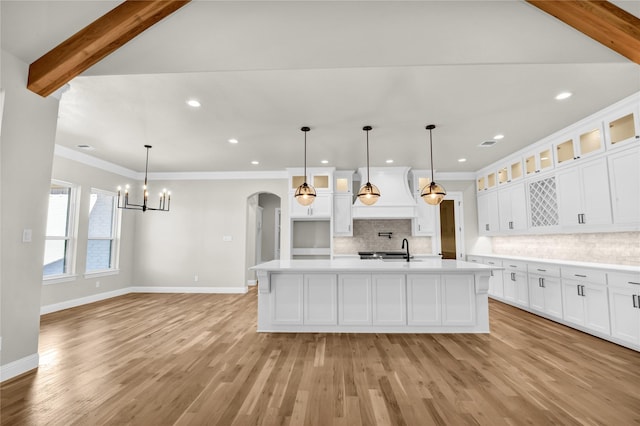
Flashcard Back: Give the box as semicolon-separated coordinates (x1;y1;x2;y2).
402;238;410;262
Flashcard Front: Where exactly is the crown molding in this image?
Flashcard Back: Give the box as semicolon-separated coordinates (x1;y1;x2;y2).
147;171;288;180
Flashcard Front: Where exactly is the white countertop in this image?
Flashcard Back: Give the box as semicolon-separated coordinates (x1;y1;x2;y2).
468;253;640;273
251;258;497;273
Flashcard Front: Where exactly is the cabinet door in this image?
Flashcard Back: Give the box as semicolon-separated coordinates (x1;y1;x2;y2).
271;274;303;324
515;272;529;307
309;194;332;217
407;274;441;325
441;274;476;326
557;168;582;227
414;199;437;236
510;184;528;231
488;268;504;298
290;195;311;217
339;274;372;325
304;274;337;325
478;191;499;234
609;286;640;345
497;189;512;232
583;284;610;335
503;271;517;302
543;277;563;319
333;195;353;236
372;274;406;325
529;275;546;312
562;279;585;326
580;159;612;226
608;148;640;226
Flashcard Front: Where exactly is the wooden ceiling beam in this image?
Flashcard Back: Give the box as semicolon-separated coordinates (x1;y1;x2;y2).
28;0;191;97
527;1;640;65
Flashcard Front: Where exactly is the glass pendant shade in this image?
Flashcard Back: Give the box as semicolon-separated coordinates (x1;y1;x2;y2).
357;182;381;206
421;182;446;205
295;182;316;206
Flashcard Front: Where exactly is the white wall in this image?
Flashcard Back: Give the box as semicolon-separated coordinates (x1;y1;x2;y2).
258;193;280;262
1;50;59;369
41;156;136;307
132;179;289;289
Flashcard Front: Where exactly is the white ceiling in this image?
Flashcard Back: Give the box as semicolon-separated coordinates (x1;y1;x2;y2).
2;1;639;174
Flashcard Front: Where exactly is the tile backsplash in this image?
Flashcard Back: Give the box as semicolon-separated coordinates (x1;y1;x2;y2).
492;232;640;266
333;219;432;255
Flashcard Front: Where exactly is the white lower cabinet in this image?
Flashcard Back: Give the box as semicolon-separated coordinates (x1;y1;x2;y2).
407;274;441;325
303;274;337;325
339;274;372;325
562;278;610;335
372;274;406;325
485;259;504;298
502;261;528;307
608;273;640;346
271;274;303;324
528;265;563;320
441;274;476;326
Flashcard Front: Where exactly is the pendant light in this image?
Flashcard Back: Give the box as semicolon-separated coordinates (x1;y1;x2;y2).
294;126;316;206
117;145;170;212
357;125;381;206
421;124;446;205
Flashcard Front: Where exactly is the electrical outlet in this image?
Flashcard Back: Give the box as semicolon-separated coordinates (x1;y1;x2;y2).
222;235;232;242
95;281;100;288
194;275;199;282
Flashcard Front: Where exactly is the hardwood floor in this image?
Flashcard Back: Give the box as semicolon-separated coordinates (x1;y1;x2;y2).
2;288;639;425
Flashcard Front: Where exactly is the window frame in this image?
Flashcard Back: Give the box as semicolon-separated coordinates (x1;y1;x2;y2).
43;180;80;283
85;187;121;275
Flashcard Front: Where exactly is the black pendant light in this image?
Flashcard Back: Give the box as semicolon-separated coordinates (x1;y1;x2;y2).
294;126;316;206
117;145;170;212
357;125;381;206
421;124;446;205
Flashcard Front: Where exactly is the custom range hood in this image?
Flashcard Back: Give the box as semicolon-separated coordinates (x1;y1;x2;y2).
352;167;417;218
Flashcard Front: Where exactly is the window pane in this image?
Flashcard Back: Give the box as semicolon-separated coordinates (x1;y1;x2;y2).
46;185;70;237
86;239;112;271
43;240;67;276
88;192;115;238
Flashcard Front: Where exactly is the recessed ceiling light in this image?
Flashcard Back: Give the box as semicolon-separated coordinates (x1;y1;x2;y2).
458;158;467;162
76;144;94;151
386;159;394;164
321;160;329;164
555;92;572;100
186;99;201;107
228;139;238;144
493;134;504;140
251;161;259;165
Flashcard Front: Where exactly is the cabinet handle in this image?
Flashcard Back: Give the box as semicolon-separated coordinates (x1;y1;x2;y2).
540;277;545;288
537;269;546;272
511;272;516;281
490;270;494;277
509;265;518;268
509;221;513;229
628;281;640;285
580;285;586;297
576;284;581;296
633;295;638;308
488;261;495;265
486;224;490;231
574;274;587;278
581;213;586;224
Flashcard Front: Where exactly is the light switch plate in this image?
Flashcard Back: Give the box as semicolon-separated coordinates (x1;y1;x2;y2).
222;236;232;242
22;229;32;243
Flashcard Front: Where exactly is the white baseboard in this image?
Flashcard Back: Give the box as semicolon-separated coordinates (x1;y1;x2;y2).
41;288;131;315
247;280;257;286
40;286;248;316
0;353;39;383
129;286;248;294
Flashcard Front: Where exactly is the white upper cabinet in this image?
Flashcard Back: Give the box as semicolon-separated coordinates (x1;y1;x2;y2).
524;145;554;176
554;122;605;167
333;194;353;236
497;183;527;233
603;104;640;150
289;168;334;193
477;191;499;235
557;157;612;229
608;146;640;227
290;193;332;218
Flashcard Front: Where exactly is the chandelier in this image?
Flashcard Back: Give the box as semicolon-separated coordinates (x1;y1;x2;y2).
117;145;170;212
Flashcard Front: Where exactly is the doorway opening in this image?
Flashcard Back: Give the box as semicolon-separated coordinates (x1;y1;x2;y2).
245;192;281;287
438;192;465;260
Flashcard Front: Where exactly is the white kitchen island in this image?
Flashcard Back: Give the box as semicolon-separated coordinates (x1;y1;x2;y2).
251;259;498;333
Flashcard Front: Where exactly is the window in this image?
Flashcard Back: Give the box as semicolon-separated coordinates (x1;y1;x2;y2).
86;189;120;273
43;181;78;278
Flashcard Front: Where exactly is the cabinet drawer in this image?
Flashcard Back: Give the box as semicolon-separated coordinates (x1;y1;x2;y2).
466;255;483;263
608;271;640;288
484;259;502;267
503;260;527;271
528;263;560;277
561;266;606;283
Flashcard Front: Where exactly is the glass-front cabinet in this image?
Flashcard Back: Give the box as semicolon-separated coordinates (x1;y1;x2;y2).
496;158;523;186
603;106;640;149
524;145;554;176
554;123;605;167
290;169;333;193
